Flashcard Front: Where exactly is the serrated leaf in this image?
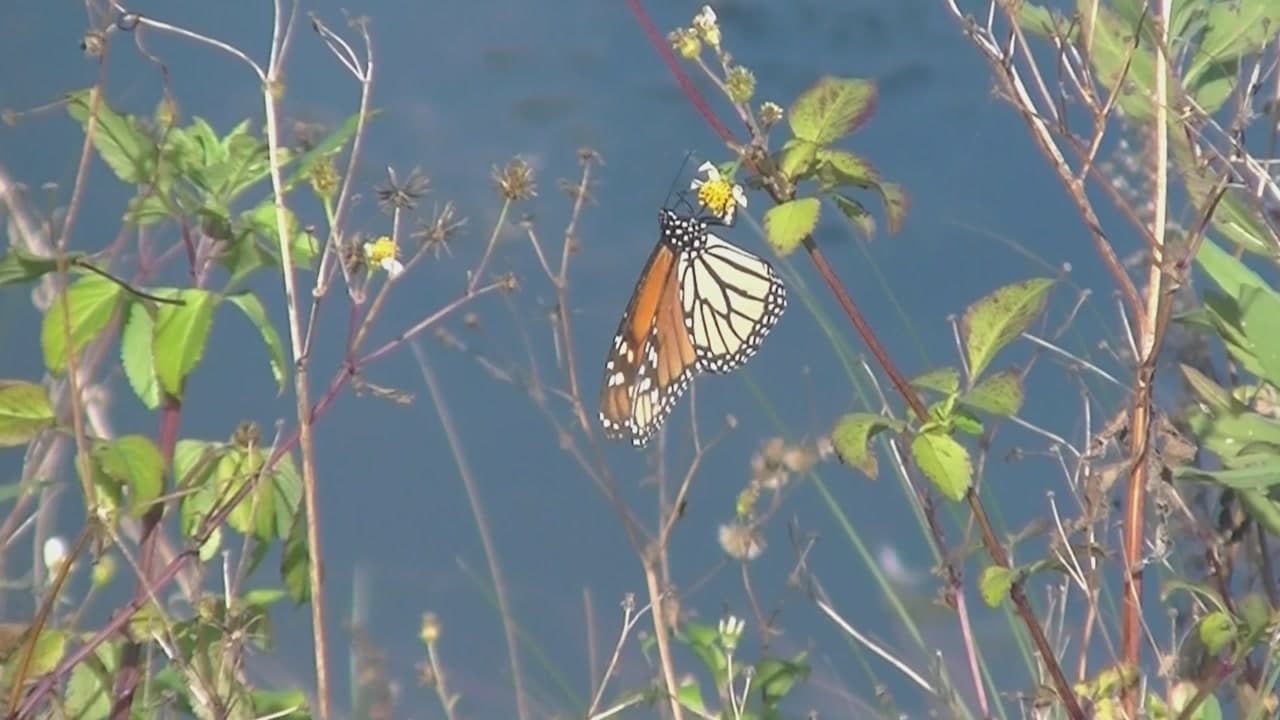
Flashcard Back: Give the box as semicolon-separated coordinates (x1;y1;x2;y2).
124;192;173;226
816;149;877;186
960;277;1054;382
41;274;125;376
978;565;1013;607
1197;611;1236;654
910;367;961;395
120;301;161;410
0;249;83;287
92;434;164;517
65;89;157;184
788;76;877;144
226;292;287;393
0;380;55;446
153;288;216;397
65;641;119;719
961;369;1024;416
778;138;819;179
830;413;901;479
830;193;874;238
910;430;972;501
763;197;820;256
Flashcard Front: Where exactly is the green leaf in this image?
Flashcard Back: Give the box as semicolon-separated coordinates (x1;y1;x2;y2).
674;678;709;714
961;369;1024;416
778;138;819;179
763;197;820;256
978;565;1013;607
120;301;161;410
1180;364;1280;467
788;76;877;144
1196;237;1269;297
41;274;125;376
124;191;174;226
830;413;902;479
1187;60;1237;115
960;277;1054;382
282;512;310;604
0;380;56;447
816;149;877;187
680;621;728;686
239;202;315;271
1191;0;1280;75
910;430;972;501
830;193;875;238
952;409;984;436
153;288;216;397
1015;1;1061;38
911;367;961;396
1236;488;1280;536
7;629;67;681
226;292;287;393
1237;286;1280;389
0;249;82;287
1197;611;1236;655
92;434;164;517
1084;5;1157;120
1173;459;1280;490
65;89;157;184
65;641;119;719
756;653;808;707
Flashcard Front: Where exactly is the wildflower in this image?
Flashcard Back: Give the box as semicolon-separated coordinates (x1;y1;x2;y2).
692;5;721;49
669;28;701;59
690;161;748;225
363;236;404;278
759;101;784;129
718;614;745;652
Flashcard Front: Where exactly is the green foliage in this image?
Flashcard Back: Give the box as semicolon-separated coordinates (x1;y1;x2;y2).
761;75;906;254
910;430;972;501
41;274;125;375
0;380;56;447
978;565;1013;607
91;434;165;517
0;248;85;287
830;413;904;479
959;277;1053;384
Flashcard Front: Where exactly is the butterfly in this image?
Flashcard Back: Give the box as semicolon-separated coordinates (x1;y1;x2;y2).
598;205;786;447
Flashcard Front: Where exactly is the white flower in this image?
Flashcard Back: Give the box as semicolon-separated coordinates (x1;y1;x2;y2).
363;237;405;279
692;6;721;47
690;161;748;225
43;536;68;573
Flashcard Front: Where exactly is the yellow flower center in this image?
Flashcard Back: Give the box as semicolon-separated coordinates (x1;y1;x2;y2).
697;178;734;218
365;236;397;264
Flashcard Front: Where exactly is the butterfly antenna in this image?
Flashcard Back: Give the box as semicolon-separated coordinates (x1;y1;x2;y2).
661;151;701;215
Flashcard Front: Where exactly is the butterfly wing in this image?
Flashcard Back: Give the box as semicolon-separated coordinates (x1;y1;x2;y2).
680;232;786;374
599;240;700;446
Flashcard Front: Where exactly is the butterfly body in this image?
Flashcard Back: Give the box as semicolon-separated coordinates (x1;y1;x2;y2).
599;209;786;447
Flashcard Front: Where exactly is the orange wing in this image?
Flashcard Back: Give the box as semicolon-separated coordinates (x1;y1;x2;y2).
599;242;700;446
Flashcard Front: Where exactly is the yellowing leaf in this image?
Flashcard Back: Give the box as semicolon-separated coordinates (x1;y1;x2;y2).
763;197;820;256
960;278;1053;382
978;565;1013;607
961;369;1024;416
788;76;877;145
831;413;903;479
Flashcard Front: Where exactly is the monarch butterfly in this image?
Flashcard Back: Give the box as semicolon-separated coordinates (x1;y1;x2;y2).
598;204;786;447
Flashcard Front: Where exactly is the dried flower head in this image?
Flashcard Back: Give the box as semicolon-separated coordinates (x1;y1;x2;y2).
376;166;430;214
718;522;765;561
726;65;756;104
413;200;467;258
310;155;340;201
493;157;537;201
